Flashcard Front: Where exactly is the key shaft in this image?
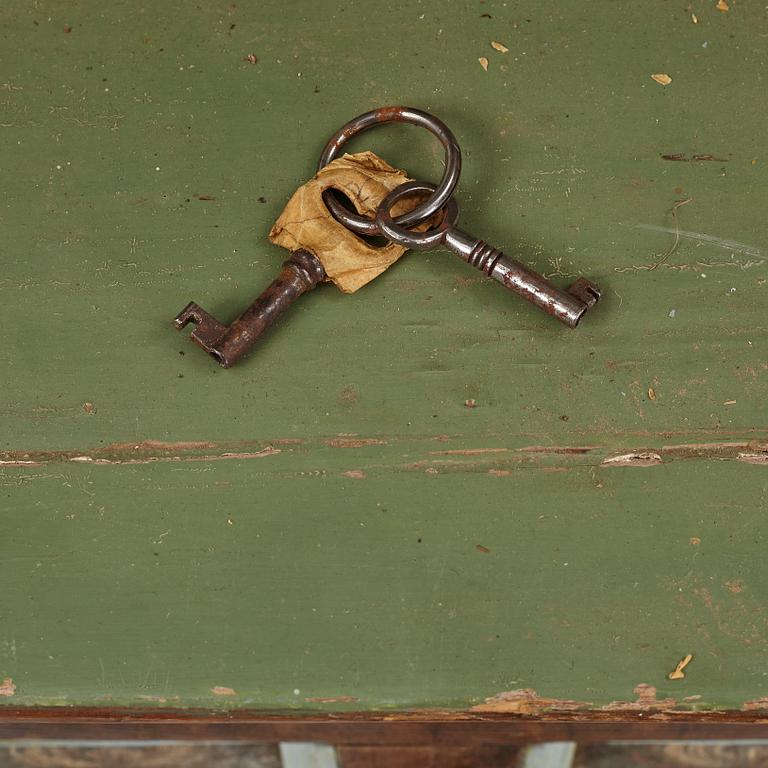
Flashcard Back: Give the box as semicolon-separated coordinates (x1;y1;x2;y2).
444;228;600;327
174;248;325;367
376;181;601;328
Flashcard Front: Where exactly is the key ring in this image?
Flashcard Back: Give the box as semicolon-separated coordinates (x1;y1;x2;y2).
375;180;460;250
317;106;462;236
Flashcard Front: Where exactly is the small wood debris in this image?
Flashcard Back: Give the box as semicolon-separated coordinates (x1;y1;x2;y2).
478;57;489;71
716;0;729;11
491;40;509;53
648;387;657;401
464;398;477;408
476;544;490;553
691;12;698;23
83;402;96;414
243;53;258;64
211;686;237;696
668;654;693;680
690;536;701;545
0;678;15;697
724;400;737;405
651;73;672;86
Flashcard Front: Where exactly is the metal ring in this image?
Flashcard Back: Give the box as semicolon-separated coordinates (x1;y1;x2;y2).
317;106;461;236
375;181;460;251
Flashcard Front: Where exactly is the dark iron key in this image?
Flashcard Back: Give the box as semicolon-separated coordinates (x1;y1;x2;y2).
174;249;325;367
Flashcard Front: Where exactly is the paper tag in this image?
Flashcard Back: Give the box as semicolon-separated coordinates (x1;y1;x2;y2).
269;151;418;293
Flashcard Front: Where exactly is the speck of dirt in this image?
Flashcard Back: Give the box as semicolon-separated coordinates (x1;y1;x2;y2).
177;373;184;379
63;25;72;33
464;398;477;408
179;350;185;356
417;538;422;543
258;196;267;203
690;536;701;546
560;415;569;421
339;384;359;404
83;402;96;414
480;12;493;18
244;53;258;64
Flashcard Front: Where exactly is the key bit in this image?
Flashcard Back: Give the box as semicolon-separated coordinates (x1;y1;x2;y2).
376;181;601;328
174;249;325;367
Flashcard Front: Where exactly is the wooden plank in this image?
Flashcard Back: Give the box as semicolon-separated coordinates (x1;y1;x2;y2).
2;0;768;717
2;459;768;710
0;742;280;768
574;741;768;768
2;710;768;744
338;745;522;768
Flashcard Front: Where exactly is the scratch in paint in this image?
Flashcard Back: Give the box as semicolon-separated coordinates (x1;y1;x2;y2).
633;225;763;257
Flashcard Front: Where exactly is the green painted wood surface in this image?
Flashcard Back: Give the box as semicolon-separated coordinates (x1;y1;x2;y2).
2;0;767;712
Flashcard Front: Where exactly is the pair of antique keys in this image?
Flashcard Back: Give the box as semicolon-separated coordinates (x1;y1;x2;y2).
175;106;601;367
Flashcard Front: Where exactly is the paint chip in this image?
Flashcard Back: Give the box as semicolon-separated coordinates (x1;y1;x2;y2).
601;452;662;467
651;73;672;86
304;695;359;703
0;678;15;697
478;57;489;71
491;40;509;53
472;688;590;714
211;686;236;696
716;0;729;11
668;653;693;680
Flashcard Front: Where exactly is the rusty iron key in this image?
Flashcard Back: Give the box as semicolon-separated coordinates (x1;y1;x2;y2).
174;249;325;367
376;181;601;327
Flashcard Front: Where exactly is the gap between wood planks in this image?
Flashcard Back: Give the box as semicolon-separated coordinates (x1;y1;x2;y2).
1;436;767;470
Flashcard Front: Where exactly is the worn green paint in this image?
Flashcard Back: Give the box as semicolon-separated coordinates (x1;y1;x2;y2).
1;0;767;711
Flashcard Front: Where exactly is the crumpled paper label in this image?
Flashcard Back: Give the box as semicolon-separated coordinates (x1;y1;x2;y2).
269;151;419;293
